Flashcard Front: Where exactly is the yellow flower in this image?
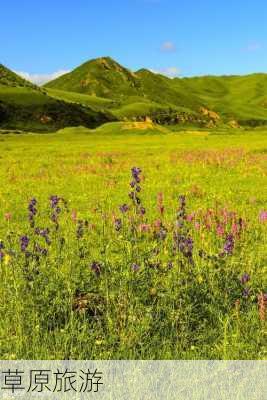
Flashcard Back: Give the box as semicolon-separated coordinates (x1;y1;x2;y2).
4;254;11;266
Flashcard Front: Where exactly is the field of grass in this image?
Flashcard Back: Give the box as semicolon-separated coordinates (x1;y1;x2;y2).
0;124;266;359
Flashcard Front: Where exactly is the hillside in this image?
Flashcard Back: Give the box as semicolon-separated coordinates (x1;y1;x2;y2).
0;63;38;89
0;64;115;131
45;57;267;127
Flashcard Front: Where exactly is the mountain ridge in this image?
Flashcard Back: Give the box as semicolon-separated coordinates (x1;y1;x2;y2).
44;56;267;126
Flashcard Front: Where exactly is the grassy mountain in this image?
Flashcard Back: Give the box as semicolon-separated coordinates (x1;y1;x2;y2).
0;64;115;132
0;64;38;89
45;57;267;127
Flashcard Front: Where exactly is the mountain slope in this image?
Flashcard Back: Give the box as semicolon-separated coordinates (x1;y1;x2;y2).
45;57;267;126
0;64;115;131
45;57;142;98
0;64;38;89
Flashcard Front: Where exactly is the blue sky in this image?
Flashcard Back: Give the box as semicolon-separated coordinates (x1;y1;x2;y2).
1;0;267;83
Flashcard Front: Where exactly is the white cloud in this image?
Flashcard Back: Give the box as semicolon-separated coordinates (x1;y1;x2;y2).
160;41;176;53
15;70;70;85
150;66;181;78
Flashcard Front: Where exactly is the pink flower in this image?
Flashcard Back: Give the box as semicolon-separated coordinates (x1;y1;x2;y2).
231;222;239;235
187;213;195;222
259;211;267;223
157;192;164;216
71;209;77;223
4;213;11;221
194;222;200;230
216;225;224;236
139;224;150;232
153;220;162;229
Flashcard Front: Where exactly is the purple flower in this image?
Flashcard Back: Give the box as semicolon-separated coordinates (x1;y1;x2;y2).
34;244;48;256
154;225;167;241
167;261;173;269
222;234;234;255
174;233;193;259
131;167;142;181
114;218;122;231
139;207;146;215
28;198;37;227
0;251;4;260
0;241;4;250
119;204;129;213
240;273;250;284
20;236;29;252
76;220;84;239
177;195;187;222
131;263;140;272
243;287;250;298
50;195;60;209
90;261;101;277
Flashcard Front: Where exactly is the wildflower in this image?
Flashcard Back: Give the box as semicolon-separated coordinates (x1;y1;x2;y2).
174;232;193;260
119;204;129;213
176;195;187;227
4;213;11;221
222;234;234;255
187;213;195;222
167;261;173;269
28;198;37;227
0;241;4;250
71;209;77;223
240;273;250;284
139;207;146;215
154;225;167;241
259;211;267;223
35;228;51;245
231;222;238;235
243;287;250;298
194;222;200;230
131;263;140;272
4;254;11;265
76;220;84;239
131;167;142;183
216;225;225;237
139;223;150;233
157;192;164;216
50;196;63;229
20;236;29;252
34;244;48;256
0;251;4;261
114;218;122;231
90;261;101;277
50;195;60;209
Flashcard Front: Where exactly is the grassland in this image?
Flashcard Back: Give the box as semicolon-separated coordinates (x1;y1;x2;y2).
0;123;266;360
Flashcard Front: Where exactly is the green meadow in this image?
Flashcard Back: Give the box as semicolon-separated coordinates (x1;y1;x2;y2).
0;124;266;360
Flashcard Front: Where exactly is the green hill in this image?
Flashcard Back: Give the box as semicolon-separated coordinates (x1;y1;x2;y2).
0;64;38;89
2;58;267;131
0;64;115;132
45;57;267;127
